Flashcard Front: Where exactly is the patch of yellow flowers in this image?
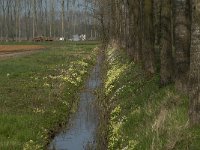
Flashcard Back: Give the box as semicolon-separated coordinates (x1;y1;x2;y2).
23;140;42;150
40;59;89;87
105;48;138;149
105;64;128;95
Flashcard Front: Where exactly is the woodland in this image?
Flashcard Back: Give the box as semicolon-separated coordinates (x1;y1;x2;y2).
92;0;200;126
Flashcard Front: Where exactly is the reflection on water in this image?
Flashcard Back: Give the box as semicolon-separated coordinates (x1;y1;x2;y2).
48;55;102;150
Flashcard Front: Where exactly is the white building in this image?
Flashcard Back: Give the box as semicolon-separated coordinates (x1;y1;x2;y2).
80;34;86;41
72;34;80;41
59;37;65;41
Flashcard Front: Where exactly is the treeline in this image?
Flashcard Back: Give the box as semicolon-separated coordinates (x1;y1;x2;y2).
0;0;97;41
92;0;200;125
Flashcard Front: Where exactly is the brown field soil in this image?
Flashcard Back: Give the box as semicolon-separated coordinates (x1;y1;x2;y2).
0;45;46;53
0;45;46;59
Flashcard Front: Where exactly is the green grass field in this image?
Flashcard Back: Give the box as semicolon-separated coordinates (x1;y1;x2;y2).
0;42;97;149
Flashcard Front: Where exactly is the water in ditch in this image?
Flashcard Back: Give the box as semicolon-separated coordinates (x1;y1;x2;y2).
48;55;102;150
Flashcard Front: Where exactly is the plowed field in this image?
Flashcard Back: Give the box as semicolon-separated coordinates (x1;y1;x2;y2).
0;45;45;53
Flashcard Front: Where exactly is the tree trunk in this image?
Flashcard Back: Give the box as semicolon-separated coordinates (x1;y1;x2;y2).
173;0;191;92
154;0;162;46
160;0;174;86
189;0;200;126
61;0;65;37
142;0;156;75
32;0;35;38
126;0;141;62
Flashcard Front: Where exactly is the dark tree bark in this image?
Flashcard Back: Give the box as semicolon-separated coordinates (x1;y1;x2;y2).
142;0;156;75
154;0;162;46
189;0;200;126
126;0;142;62
173;0;191;92
61;0;65;37
127;0;136;60
110;0;117;41
160;0;174;86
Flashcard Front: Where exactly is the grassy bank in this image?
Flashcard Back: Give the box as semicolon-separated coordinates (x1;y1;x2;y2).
0;42;97;149
99;47;200;149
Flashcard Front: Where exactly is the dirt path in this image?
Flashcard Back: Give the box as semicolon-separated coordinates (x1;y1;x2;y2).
0;50;41;59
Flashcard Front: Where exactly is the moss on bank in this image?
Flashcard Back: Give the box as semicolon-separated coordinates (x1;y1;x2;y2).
99;47;200;150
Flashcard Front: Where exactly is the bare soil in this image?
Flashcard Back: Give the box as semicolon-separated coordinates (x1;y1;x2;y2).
0;45;46;59
0;45;45;53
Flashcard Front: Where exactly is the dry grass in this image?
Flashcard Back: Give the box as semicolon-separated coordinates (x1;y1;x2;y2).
152;108;168;132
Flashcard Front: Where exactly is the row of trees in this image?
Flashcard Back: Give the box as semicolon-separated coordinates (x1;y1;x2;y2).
91;0;200;125
0;0;97;41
